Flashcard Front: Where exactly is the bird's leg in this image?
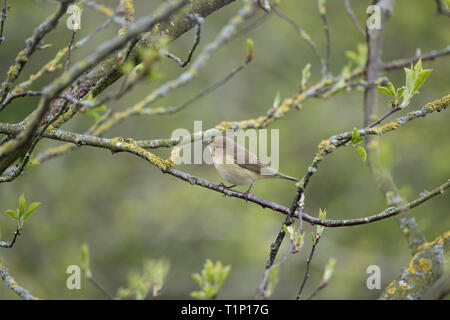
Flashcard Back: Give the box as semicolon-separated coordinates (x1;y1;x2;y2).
242;184;253;202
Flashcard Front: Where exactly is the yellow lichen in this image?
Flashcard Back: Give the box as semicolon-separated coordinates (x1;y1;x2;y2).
399;283;409;291
47;125;56;134
276;99;293;114
374;121;400;134
318;139;331;151
386;286;396;295
407;257;432;275
419;230;450;251
189;68;198;77
403;227;410;236
425;94;450;112
215;121;232;131
98;4;115;17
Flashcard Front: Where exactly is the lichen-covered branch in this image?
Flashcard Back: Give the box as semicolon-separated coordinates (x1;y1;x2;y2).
0;263;38;300
0;0;187;175
0;0;74;103
380;231;450;300
297;94;449;195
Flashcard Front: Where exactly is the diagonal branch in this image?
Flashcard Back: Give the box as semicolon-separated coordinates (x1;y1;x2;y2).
0;263;38;300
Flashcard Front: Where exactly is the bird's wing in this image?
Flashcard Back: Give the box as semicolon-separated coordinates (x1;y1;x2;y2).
228;140;278;176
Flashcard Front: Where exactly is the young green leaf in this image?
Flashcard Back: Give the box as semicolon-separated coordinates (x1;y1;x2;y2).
316;209;326;237
396;87;405;100
351;128;364;145
18;193;26;216
24;202;41;220
81;244;90;276
413;68;432;94
377;85;394;97
354;145;367;162
272;92;281;109
388;81;395;95
25;157;40;170
323;258;337;282
5;209;19;220
246;38;253;57
401;59;432;108
265;264;280;298
318;0;327;15
301;63;311;91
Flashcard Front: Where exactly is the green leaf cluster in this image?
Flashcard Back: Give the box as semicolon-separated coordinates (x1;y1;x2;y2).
345;43;367;70
301;63;311;91
283;223;305;253
377;59;432;108
190;259;231;299
4;193;41;229
350;128;367;162
116;258;171;300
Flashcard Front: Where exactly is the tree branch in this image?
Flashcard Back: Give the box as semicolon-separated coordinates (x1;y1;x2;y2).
0;263;38;300
380;231;450;299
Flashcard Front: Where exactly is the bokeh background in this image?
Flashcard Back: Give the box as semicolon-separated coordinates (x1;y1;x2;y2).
0;0;449;299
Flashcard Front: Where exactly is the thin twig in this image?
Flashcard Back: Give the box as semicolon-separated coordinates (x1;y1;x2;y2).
367;106;400;128
256;188;304;299
364;0;426;254
306;279;328;300
0;0;73;104
153;48;253;114
65;31;77;71
0;0;9;45
0;228;21;248
163;14;203;67
228;11;270;42
344;0;365;37
271;5;324;68
382;45;450;70
297;234;320;300
87;276;114;299
319;3;331;76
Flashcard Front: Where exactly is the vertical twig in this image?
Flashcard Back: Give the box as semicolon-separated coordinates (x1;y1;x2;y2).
296;234;320;300
363;0;426;254
256;188;304;299
65;31;77;71
0;0;9;45
318;0;331;76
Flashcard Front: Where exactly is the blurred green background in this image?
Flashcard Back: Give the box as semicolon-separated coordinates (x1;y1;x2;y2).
0;0;449;299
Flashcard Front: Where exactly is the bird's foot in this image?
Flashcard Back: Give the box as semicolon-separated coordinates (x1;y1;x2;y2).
242;190;251;202
242;184;253;202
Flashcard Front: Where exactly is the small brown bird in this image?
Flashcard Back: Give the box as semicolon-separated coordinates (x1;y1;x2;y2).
207;136;298;196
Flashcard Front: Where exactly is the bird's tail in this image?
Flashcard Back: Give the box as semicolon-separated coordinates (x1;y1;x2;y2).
276;172;299;182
